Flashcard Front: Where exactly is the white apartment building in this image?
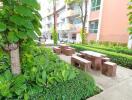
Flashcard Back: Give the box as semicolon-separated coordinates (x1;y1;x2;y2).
42;0;83;43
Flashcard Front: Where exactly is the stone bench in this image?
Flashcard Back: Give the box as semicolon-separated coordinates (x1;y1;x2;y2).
53;47;61;54
102;62;117;77
71;55;91;71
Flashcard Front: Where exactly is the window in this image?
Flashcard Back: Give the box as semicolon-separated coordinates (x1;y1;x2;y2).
89;20;98;33
48;16;51;20
91;0;101;11
73;18;81;24
72;34;76;40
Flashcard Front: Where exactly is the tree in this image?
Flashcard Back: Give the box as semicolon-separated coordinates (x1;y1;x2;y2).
48;0;58;45
0;0;42;75
65;0;88;44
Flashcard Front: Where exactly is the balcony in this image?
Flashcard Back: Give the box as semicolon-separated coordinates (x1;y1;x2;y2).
57;23;74;31
65;9;80;18
57;23;81;34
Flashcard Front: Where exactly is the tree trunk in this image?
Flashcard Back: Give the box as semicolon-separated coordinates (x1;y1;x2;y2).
53;0;57;33
81;0;88;44
53;0;57;45
10;44;21;75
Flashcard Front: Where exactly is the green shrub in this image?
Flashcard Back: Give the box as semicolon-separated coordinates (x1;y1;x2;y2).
85;44;132;55
0;44;100;99
89;41;127;47
70;44;132;69
80;29;87;44
50;27;58;45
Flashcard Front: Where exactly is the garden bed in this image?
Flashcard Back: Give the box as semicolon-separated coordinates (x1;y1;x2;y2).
0;43;101;99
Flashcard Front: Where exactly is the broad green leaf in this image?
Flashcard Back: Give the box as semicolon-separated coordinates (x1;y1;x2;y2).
21;0;40;10
15;6;33;17
10;15;34;29
34;10;42;20
34;27;41;36
42;70;46;83
27;30;38;39
24;93;29;100
17;31;27;39
0;22;6;32
0;34;2;40
7;32;19;43
11;75;26;95
15;84;27;95
10;15;25;26
0;83;11;97
4;70;12;81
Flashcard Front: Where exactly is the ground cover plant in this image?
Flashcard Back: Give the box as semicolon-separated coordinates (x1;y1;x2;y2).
70;44;132;69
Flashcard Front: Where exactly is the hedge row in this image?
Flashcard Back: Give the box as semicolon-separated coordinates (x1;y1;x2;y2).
70;44;132;69
85;44;132;56
89;40;127;47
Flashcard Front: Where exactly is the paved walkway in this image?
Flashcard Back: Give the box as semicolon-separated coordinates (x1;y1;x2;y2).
59;54;132;100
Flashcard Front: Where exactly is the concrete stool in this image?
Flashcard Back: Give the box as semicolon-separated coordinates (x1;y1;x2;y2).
102;62;117;77
53;47;61;54
68;47;75;54
63;49;73;56
102;57;110;64
59;44;69;53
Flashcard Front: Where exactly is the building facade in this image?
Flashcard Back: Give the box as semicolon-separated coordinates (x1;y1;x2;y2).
43;0;82;43
42;0;131;47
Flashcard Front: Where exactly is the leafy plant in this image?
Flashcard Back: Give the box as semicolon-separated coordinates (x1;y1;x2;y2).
50;26;58;45
0;0;42;75
0;44;79;99
80;28;88;44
